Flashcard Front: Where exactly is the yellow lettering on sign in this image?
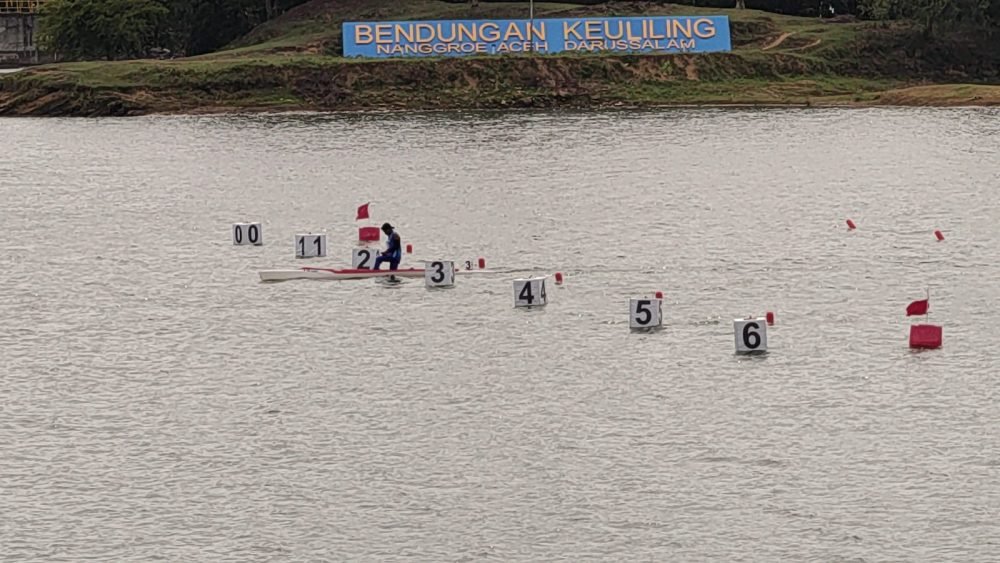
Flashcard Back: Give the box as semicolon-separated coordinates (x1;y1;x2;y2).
504;22;524;41
355;24;374;45
375;24;393;44
672;19;693;39
564;21;582;41
694;18;716;39
480;22;500;42
457;22;477;41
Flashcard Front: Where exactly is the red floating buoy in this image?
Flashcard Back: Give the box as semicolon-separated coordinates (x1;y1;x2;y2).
478;257;486;269
405;244;413;254
846;219;857;230
654;291;664;300
909;324;942;349
358;226;380;242
554;272;564;285
934;230;945;241
766;311;775;326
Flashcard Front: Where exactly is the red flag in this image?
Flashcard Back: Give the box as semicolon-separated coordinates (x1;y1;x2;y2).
906;299;929;316
356;203;370;221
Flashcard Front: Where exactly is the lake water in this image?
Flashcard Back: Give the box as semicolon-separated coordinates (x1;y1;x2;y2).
2;108;999;561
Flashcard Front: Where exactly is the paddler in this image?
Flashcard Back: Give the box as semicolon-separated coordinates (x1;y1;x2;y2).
372;222;402;271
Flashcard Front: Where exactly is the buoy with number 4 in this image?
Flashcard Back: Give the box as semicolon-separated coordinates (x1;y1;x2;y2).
513;277;548;308
734;317;768;354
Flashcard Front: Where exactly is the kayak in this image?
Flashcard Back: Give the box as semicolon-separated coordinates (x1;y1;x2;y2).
259;266;491;282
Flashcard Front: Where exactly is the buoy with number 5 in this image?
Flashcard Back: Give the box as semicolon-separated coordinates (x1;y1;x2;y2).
629;297;663;330
734;317;768;354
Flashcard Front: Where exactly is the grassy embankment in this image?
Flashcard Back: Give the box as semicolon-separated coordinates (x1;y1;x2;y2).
1;0;999;116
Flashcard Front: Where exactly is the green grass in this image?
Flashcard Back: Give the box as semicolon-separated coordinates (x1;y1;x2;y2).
3;0;999;116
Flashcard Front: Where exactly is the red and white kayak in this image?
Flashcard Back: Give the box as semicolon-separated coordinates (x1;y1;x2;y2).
259;266;491;282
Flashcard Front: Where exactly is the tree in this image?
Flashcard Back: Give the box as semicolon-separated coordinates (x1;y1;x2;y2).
39;0;168;60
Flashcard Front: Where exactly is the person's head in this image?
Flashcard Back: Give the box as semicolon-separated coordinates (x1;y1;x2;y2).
381;222;393;235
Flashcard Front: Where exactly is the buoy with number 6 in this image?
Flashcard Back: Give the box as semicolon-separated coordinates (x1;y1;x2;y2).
233;223;263;246
734;317;768;354
513;277;548;308
629;297;663;330
425;260;455;288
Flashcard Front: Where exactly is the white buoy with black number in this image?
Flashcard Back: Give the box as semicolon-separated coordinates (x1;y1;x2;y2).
352;247;374;269
295;234;326;258
629;297;663;329
233;222;262;246
734;317;768;354
425;260;455;288
513;277;548;308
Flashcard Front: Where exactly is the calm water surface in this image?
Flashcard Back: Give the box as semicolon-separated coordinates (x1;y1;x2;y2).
2;108;999;561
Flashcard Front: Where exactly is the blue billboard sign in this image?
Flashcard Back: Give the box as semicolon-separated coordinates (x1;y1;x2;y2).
343;16;731;59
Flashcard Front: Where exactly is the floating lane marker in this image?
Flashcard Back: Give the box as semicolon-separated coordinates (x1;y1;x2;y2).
513;277;548;308
424;260;455;288
629;295;663;330
233;222;263;246
934;230;945;241
734;317;768;354
554;272;564;285
846;218;857;230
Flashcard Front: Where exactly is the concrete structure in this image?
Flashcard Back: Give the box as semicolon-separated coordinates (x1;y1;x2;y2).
1;1;43;65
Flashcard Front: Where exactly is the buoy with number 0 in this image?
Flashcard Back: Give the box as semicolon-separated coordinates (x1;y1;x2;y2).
233;222;263;246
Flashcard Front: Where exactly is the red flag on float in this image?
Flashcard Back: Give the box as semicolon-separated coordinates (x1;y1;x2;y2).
906;299;929;317
356;203;370;221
